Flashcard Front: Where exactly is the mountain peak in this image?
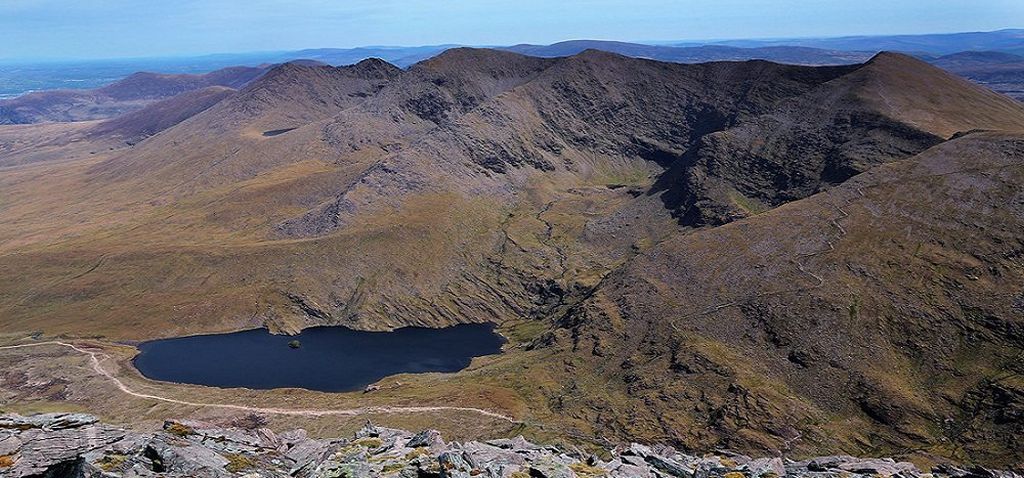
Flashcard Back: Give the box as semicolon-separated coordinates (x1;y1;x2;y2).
253;58;400;90
349;57;403;79
415;47;538;70
864;50;925;66
573;48;629;60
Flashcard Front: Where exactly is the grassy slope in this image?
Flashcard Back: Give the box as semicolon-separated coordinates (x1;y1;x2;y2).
554;132;1024;464
0;129;669;339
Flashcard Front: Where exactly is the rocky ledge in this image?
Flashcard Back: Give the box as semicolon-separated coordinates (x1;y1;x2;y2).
0;413;1020;478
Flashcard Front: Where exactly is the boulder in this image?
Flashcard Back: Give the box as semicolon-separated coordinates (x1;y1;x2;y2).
310;459;372;478
145;436;236;477
486;435;540;451
354;421;380;439
744;457;785;477
462;441;528;468
529;457;577;478
805;455;921;476
439;450;473;478
0;412;98;431
644;453;694;478
406;429;445;450
286;436;333;476
0;413;126;478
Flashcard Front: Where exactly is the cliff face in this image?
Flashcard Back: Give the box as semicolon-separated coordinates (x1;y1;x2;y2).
2;413;1019;478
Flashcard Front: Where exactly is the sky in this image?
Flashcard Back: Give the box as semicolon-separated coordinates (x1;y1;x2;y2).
1;0;1022;60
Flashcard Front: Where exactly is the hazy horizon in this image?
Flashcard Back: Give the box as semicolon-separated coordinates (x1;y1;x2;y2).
2;0;1023;61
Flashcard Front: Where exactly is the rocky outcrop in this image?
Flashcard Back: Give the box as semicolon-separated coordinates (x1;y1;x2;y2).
1;413;1021;478
0;413;127;477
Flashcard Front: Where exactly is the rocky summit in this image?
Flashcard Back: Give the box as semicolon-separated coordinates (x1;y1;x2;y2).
0;413;1019;478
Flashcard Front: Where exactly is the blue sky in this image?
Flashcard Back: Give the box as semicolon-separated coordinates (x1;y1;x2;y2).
1;0;1022;60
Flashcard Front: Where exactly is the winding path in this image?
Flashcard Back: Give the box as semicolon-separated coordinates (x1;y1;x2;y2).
0;341;517;423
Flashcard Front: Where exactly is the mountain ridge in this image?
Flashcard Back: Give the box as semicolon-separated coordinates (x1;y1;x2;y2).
5;31;1023;128
1;48;1023;466
501;40;874;65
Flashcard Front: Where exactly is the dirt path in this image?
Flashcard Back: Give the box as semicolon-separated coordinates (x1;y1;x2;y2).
0;341;517;423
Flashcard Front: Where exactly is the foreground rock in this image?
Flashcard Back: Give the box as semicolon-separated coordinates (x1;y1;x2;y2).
0;413;1020;478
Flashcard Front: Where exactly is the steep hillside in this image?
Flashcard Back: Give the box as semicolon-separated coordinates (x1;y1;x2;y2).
88;86;237;143
94;66;259;100
1;49;1023;465
0;85;243;167
0;65;264;124
555;131;1024;463
656;52;1024;226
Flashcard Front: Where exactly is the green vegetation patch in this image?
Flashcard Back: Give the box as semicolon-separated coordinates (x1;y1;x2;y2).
848;295;862;320
95;454;128;472
570;462;608;476
224;453;256;472
727;189;767;215
405;448;430;460
165;422;194;437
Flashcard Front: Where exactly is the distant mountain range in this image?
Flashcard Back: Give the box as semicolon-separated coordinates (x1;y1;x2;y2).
273;45;456;68
704;28;1024;56
497;36;1024;100
5;28;1024;125
500;40;874;65
0;66;264;124
3;28;1023;100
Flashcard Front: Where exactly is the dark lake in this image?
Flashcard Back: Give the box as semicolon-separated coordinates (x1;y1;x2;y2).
133;323;504;392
